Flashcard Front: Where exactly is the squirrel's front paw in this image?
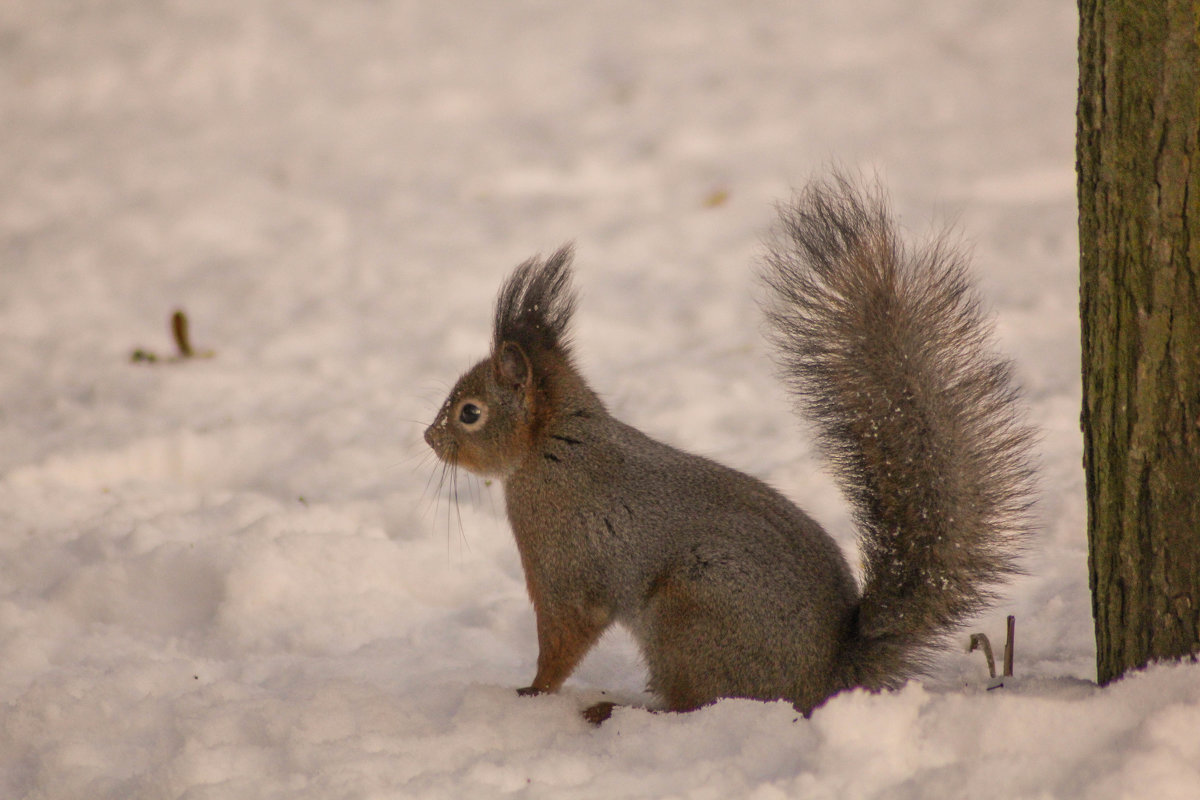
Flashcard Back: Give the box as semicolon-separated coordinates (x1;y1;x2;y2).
516;685;544;697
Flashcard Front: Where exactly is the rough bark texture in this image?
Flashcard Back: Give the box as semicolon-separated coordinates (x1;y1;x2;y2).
1078;0;1200;685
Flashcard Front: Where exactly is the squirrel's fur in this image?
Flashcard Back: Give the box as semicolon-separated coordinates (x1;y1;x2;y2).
425;174;1037;717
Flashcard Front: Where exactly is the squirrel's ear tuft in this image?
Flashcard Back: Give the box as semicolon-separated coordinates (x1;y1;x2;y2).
493;245;578;362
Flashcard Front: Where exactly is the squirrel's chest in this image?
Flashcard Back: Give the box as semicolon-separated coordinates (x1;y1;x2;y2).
503;468;644;573
504;474;609;549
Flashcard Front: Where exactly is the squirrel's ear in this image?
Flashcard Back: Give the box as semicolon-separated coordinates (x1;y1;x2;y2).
495;341;532;393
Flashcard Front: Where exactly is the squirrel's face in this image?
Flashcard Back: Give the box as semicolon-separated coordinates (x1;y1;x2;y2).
424;350;534;478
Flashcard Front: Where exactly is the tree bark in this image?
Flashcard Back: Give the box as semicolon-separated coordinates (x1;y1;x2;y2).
1078;0;1200;685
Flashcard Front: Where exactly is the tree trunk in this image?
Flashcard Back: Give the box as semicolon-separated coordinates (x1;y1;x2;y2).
1078;0;1200;685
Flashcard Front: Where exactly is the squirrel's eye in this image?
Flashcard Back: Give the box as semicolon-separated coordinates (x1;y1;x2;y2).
458;403;483;425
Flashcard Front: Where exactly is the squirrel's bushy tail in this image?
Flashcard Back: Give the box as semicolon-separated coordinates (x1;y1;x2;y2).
761;174;1037;690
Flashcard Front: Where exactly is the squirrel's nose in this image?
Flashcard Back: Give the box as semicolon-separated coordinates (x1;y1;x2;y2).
424;422;443;453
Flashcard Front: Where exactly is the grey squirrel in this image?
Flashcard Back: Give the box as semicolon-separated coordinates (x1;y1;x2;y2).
424;174;1037;722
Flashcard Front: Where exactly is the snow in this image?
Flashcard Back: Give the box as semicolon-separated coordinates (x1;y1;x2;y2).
1;1;1196;798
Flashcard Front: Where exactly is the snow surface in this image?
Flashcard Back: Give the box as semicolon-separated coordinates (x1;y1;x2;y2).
2;1;1197;798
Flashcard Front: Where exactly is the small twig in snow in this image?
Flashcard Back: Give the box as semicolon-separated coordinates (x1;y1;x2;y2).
968;633;997;680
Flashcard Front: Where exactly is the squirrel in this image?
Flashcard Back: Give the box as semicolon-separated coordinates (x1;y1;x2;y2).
424;174;1037;723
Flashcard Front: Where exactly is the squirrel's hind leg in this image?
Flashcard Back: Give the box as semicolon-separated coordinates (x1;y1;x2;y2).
637;567;836;713
637;574;739;713
581;700;619;725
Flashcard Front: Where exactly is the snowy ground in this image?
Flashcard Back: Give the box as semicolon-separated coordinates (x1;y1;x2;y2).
2;1;1197;798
